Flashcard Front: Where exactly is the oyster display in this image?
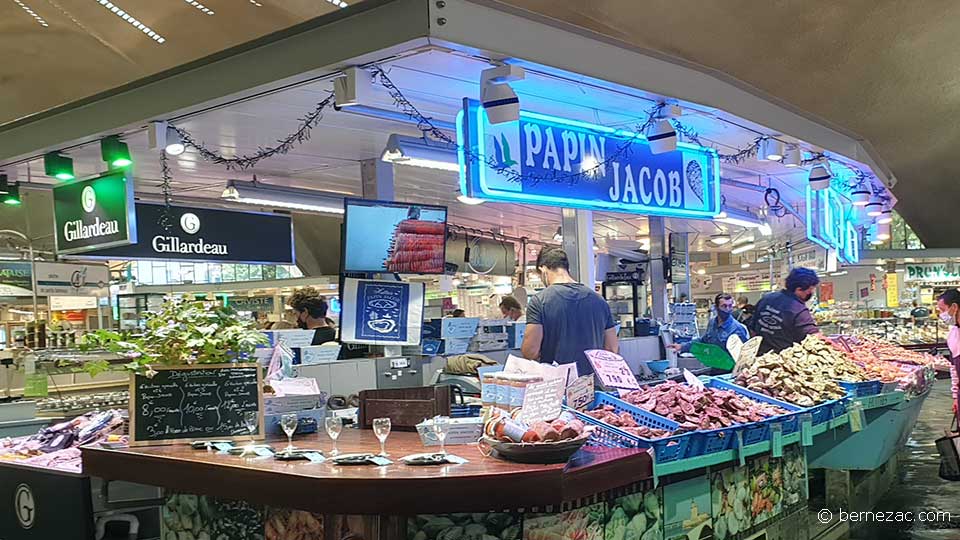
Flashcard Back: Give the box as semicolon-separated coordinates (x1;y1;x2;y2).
735;336;848;405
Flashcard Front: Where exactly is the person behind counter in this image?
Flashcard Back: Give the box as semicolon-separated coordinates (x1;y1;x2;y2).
521;247;618;376
936;289;960;416
288;287;337;345
499;296;523;321
668;293;748;356
751;267;820;354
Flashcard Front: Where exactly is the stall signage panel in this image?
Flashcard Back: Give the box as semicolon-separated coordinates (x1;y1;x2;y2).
129;364;263;445
53;172;137;254
886;273;900;307
0;468;93;540
49;296;98;310
34;262;109;295
458;99;720;218
0;262;33;296
806;186;859;264
229;296;275;312
84;203;293;264
340;278;424;346
441;317;480;339
905;264;960;282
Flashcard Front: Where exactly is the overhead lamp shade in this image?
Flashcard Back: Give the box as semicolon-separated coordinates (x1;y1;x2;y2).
731;242;756;255
877;205;893;224
783;146;802;167
876;222;891;240
808;165;832;191
709;233;731;245
850;189;871;206
759;138;784;161
648;119;677;154
480;81;520;125
865;196;884;216
164;127;185;156
44;152;74;181
381;134;459;172
101;135;132;168
456;194;485;205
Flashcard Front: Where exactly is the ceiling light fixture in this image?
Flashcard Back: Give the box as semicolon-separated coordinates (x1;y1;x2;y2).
100;135;132;168
94;0;166;43
324;0;348;6
758;138;784;161
553;227;563;242
248;0;262;5
757;221;772;237
865;196;884;217
696;268;706;275
182;0;214;14
43;152;74;181
648;119;677;155
164;127;185;155
381;134;458;172
3;183;21;206
456;194;486;206
13;0;49;27
783;146;802;167
829;270;848;277
850;188;871;206
481;65;525;125
877;204;893;224
876;222;891;241
714;208;762;229
222;180;344;214
731;242;756;255
709;233;732;246
808;164;832;191
0;174;10;195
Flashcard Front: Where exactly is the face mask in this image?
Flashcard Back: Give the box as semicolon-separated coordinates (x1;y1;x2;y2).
940;311;955;325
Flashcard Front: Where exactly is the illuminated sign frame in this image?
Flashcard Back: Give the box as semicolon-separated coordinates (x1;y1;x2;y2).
458;99;721;219
806;185;859;264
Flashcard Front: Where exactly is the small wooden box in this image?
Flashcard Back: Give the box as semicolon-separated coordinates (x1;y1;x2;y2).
358;386;451;431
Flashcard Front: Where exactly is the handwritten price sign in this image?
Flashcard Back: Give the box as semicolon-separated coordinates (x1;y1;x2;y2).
584;350;640;391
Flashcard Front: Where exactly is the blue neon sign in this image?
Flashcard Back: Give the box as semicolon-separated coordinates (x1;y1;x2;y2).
806;185;859;264
458;99;721;219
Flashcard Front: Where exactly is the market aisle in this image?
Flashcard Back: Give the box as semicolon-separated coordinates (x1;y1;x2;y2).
849;383;960;539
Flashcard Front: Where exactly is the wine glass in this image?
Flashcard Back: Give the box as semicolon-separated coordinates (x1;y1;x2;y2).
280;413;298;455
373;417;391;457
432;415;450;455
242;411;259;457
325;416;343;456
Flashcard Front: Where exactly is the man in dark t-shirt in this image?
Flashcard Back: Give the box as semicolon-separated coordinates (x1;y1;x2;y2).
288;287;337;346
521;248;618;376
751;268;821;354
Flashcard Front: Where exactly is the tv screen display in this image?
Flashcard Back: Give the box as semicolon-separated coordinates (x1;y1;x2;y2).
343;199;448;274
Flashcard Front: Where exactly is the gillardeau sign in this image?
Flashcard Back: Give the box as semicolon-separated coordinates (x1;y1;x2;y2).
84;204;294;264
54;173;137;255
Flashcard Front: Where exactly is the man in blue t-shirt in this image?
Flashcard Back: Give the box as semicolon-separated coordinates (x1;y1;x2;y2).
521;248;618;375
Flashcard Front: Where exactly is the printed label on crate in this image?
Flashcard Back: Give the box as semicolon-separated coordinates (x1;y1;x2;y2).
585;349;640;391
565;375;595;411
518;378;565;423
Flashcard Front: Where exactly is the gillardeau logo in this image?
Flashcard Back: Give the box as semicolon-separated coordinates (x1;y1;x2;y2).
63;217;120;242
152;236;228;255
81;186;96;213
180;212;201;234
15;483;35;529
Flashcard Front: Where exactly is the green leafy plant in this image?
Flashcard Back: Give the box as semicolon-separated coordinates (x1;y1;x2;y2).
80;297;269;376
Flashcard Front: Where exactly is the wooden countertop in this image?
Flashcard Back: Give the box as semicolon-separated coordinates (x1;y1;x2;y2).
81;429;652;514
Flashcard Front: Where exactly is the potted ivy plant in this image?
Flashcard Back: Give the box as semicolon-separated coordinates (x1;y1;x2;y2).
81;296;269;377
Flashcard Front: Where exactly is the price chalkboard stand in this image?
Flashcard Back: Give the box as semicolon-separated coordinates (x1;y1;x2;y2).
129;363;264;447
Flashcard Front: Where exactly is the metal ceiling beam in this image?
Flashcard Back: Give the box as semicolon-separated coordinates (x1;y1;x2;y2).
0;0;431;165
429;0;895;188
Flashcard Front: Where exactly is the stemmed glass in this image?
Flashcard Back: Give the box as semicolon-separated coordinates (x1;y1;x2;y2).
373;417;391;456
241;411;259;457
325;416;343;456
280;413;298;455
432;415;450;455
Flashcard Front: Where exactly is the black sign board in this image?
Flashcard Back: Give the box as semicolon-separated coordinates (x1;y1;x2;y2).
86;203;294;264
0;464;93;540
129;364;263;446
53;172;137;254
606;270;643;283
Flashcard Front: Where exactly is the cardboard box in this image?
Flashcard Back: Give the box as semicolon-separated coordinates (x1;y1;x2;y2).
264;378;327;415
416;417;484;446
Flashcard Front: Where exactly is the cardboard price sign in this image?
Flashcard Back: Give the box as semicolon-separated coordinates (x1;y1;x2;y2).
518;377;565;423
584;349;640;391
565;375;595;411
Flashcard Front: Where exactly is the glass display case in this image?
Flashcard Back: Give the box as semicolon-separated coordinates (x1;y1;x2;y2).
116;293;164;331
602;273;644;338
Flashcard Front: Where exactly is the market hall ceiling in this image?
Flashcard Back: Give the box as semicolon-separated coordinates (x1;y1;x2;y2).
1;0;955;246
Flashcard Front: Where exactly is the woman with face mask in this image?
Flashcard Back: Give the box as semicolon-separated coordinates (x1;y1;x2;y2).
668;293;749;359
937;289;960;418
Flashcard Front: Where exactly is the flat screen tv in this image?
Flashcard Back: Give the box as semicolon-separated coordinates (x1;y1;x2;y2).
342;198;448;274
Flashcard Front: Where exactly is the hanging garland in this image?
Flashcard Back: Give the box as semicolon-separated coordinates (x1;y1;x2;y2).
170;93;336;170
158;149;174;232
370;64;663;186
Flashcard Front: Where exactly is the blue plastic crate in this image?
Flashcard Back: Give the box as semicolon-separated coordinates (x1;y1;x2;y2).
567;394;691;463
705;378;803;437
830;398;849;419
838;380;883;397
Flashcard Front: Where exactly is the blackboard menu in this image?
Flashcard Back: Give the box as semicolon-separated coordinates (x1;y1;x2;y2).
129;364;263;446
